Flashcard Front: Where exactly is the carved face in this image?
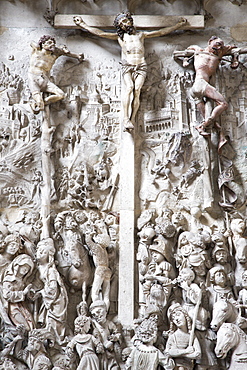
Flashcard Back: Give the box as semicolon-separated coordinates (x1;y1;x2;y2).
151;251;164;264
36;246;49;263
105;214;115;226
171;310;186;328
27;337;41;353
214;271;227;287
118;16;133;32
215;250;228;264
242;271;247;288
42;38;56;52
91;306;106;324
5;241;20;256
208;37;224;55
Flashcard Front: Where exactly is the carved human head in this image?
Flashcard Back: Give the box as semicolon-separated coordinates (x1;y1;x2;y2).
242;270;247;288
208;36;224;54
4;234;22;256
33;354;52;370
90;300;107;324
135;317;158;345
209;266;227;286
231;218;245;235
38;35;56;51
113;12;135;39
10;254;34;279
74;315;91;334
150;237;168;262
36;238;55;264
168;303;192;332
171;211;186;228
179;267;195;284
212;244;229;264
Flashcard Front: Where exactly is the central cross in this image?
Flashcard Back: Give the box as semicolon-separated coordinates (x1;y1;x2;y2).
54;14;204;30
54;13;204;326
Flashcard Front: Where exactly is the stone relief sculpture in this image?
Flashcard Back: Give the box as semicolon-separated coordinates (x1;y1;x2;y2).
1;2;247;369
74;12;186;131
28;35;83;114
177;36;238;143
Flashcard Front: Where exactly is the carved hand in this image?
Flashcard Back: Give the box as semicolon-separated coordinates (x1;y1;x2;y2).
23;284;32;296
74;16;85;27
77;53;84;62
178;17;187;26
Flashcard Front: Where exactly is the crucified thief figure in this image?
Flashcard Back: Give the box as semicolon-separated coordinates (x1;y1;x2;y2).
184;36;238;144
74;12;186;131
29;35;83;113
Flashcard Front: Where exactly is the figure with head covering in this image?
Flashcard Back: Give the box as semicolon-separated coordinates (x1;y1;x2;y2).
177;268;209;331
2;254;35;331
0;233;22;281
207;266;236;310
35;238;69;344
142;235;175;310
207;232;234;287
125;316;174;370
74;13;186;131
90;300;121;370
165;303;201;370
18;328;52;370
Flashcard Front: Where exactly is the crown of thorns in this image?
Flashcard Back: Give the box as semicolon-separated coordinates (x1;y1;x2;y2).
113;12;133;27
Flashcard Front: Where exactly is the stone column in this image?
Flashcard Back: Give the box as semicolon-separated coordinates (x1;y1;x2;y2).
118;129;136;326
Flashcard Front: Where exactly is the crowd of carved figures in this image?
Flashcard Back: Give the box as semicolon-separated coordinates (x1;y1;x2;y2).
2;1;247;369
2;206;247;369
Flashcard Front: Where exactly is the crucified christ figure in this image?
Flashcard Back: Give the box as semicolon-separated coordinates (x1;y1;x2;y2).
74;12;186;131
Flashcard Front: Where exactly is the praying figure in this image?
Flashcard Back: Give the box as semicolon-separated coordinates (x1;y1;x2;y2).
74;12;186;131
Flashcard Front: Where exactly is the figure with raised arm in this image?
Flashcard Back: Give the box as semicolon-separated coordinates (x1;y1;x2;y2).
74;12;186;131
183;36;237;141
28;35;83;113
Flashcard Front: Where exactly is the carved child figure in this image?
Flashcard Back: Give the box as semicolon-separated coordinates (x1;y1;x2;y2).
66;315;103;370
74;12;186;131
28;35;83;113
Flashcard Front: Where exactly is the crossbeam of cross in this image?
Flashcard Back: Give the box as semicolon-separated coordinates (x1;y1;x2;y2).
54;14;204;30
